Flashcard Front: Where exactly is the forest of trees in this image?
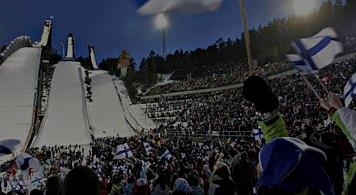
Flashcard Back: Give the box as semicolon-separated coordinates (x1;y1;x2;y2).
133;0;356;87
73;0;356;90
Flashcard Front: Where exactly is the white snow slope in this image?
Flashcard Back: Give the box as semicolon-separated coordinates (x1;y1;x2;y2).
0;47;41;149
113;79;156;131
90;71;135;138
35;61;91;147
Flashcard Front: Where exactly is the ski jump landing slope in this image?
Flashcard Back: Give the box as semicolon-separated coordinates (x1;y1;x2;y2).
90;71;136;138
35;61;91;147
113;79;156;131
0;47;41;149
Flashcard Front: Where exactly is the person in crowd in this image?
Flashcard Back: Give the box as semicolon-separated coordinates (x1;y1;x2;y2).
29;189;43;195
173;178;192;195
320;93;356;195
187;170;204;195
45;175;62;195
230;152;256;195
151;174;169;195
62;166;100;195
208;162;236;195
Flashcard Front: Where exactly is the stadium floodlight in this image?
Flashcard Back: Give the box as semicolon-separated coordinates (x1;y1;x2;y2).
155;13;169;30
154;13;168;58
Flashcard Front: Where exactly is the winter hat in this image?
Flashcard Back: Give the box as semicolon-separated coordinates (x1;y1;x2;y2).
136;178;147;186
257;137;334;195
173;178;192;193
243;76;278;113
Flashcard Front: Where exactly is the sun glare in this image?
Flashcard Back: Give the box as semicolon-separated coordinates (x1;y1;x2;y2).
293;0;317;16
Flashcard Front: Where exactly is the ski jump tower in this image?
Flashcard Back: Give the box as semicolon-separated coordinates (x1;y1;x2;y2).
89;45;99;69
34;20;52;49
65;33;75;61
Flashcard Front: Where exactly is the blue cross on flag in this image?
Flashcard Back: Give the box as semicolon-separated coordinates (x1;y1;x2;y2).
0;139;21;157
15;153;41;172
134;0;223;15
344;72;356;107
143;142;153;154
160;149;172;160
286;28;343;73
253;129;263;141
114;143;133;159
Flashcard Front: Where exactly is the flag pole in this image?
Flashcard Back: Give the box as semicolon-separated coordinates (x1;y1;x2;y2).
238;0;253;76
314;74;331;96
299;73;322;101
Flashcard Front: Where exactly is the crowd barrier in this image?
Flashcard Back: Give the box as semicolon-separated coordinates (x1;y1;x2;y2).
164;130;254;139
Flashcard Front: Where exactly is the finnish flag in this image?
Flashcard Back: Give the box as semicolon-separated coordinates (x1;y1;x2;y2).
287;28;343;73
143;142;153;153
15;153;41;172
0;139;21;157
344;73;356;107
253;129;263;141
160;149;172;160
134;0;223;15
114;143;133;159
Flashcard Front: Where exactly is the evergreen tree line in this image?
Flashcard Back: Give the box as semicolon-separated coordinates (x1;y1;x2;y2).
75;0;355;89
137;0;356;85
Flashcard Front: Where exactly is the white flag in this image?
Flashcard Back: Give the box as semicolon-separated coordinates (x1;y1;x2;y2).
160;150;172;160
0;139;21;157
143;142;153;154
344;72;356;107
15;153;41;172
253;129;263;141
114;143;133;159
287;28;343;73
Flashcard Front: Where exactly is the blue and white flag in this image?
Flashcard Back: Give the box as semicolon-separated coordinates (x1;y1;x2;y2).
0;139;21;157
160;149;172;160
344;72;356;107
114;143;133;159
287;28;343;73
143;142;153;154
253;129;263;141
134;0;223;15
15;153;41;172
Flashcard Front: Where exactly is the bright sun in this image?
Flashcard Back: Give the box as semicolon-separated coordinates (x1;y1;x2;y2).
293;0;317;16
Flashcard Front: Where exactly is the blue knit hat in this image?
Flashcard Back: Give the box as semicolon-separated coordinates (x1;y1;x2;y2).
173;178;192;193
257;137;334;195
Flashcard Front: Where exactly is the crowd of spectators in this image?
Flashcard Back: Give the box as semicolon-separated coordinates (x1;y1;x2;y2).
1;59;356;195
145;60;356;139
147;63;292;95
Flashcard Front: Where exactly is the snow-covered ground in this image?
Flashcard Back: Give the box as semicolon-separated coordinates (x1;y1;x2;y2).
90;71;135;138
0;47;41;150
113;79;156;131
34;61;91;147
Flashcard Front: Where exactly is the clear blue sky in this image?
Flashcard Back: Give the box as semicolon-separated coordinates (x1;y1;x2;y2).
0;0;326;64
